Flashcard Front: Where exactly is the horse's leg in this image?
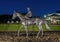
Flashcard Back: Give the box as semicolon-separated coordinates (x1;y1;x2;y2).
36;25;41;38
36;24;43;38
40;25;43;36
24;25;28;38
44;21;50;30
17;25;23;37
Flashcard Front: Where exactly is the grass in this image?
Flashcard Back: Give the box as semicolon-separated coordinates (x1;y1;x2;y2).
0;23;60;31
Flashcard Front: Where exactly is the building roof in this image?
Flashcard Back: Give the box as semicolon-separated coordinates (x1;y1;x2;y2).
51;14;59;16
46;13;60;17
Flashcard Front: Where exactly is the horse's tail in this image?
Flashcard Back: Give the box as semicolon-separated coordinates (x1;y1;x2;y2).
44;20;50;30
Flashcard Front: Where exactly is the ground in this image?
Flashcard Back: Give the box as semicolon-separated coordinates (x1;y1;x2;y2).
0;23;60;31
0;23;60;42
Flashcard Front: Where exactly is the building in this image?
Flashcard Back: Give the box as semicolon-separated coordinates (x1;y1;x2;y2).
44;13;60;24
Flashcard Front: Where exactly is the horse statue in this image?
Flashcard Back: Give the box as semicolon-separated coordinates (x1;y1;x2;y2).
12;11;50;38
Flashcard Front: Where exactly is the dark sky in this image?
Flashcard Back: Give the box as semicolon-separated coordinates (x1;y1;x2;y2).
0;0;60;17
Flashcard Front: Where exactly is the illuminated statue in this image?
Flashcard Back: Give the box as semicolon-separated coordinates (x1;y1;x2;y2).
12;11;50;38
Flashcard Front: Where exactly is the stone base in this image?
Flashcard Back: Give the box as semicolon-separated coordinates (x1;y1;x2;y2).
0;31;59;42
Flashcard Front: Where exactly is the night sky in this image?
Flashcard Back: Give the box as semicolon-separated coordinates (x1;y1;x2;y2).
0;0;60;17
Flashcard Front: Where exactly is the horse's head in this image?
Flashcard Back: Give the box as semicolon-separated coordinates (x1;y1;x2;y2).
12;11;22;20
12;11;17;19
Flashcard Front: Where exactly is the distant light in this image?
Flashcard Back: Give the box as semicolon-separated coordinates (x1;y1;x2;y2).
44;15;46;18
7;21;10;23
16;21;19;23
11;21;14;23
